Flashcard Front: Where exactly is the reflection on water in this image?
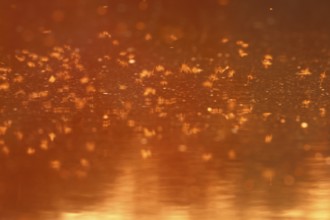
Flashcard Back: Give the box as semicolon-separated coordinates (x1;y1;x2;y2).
0;0;330;219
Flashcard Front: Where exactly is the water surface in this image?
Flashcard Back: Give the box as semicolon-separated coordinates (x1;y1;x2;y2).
0;0;330;219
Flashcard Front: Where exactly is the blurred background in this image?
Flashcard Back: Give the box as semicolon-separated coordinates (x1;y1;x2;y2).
0;0;329;219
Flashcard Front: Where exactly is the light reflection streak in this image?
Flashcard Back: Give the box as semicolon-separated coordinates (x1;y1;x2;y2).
281;157;330;219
